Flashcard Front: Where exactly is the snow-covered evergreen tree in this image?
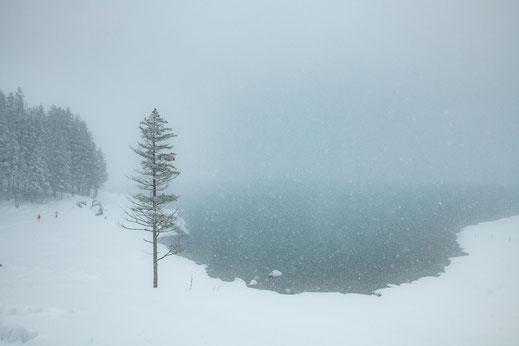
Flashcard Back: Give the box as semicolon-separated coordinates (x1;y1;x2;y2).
121;108;182;288
46;106;72;197
92;148;108;198
0;91;11;193
5;90;24;205
22;107;49;200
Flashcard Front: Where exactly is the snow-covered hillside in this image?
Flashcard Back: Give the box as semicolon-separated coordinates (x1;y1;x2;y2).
0;192;518;345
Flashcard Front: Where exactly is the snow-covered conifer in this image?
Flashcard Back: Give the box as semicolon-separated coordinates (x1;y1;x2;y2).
121;108;183;288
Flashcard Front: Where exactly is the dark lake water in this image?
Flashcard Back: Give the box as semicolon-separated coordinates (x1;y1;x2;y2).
164;183;519;294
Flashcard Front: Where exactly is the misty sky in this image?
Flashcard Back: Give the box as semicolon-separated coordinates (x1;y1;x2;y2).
1;0;519;191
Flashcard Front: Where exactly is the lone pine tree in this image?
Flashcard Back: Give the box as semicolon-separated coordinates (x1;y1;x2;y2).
122;108;183;288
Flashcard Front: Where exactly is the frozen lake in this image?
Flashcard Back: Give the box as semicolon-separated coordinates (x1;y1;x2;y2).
169;183;519;294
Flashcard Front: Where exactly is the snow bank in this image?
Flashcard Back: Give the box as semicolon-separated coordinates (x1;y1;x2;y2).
268;270;283;277
0;191;518;346
0;327;38;344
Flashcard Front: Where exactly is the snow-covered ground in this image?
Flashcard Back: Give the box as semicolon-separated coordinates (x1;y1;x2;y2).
1;192;518;345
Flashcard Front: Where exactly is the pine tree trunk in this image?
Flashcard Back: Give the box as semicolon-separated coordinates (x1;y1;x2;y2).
153;230;158;288
7;177;11;200
152;137;158;288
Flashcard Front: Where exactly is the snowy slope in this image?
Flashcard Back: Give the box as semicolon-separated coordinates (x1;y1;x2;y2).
0;192;518;346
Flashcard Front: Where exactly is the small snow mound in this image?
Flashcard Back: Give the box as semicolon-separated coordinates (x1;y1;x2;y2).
175;217;188;235
75;201;87;208
0;327;38;344
90;200;104;216
249;279;258;286
268;270;282;277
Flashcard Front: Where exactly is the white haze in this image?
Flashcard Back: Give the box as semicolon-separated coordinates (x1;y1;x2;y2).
1;0;519;192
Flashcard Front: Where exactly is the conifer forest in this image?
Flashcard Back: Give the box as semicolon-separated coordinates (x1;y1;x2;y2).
0;88;107;204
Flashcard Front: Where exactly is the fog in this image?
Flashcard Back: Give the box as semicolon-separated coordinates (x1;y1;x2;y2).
1;0;519;191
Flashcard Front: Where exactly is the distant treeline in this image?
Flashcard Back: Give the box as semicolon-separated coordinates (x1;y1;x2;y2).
0;88;108;204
